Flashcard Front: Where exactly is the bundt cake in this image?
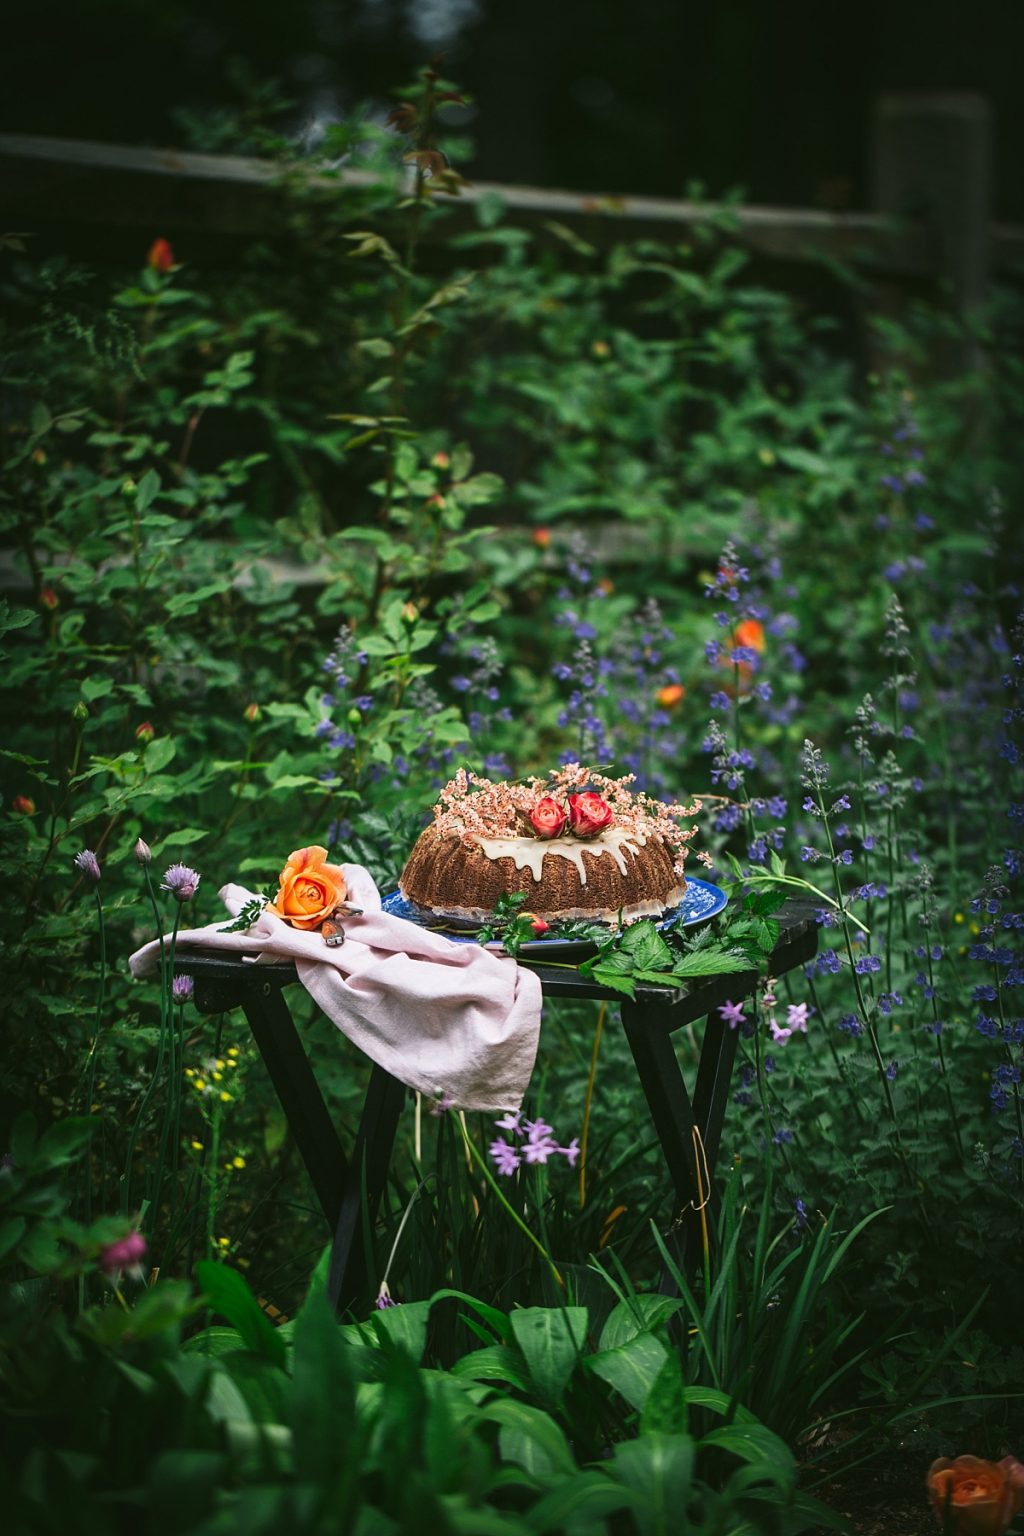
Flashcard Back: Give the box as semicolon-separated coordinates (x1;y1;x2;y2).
399;764;703;925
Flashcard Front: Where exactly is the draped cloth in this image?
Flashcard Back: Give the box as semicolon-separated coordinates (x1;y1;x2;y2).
129;865;543;1112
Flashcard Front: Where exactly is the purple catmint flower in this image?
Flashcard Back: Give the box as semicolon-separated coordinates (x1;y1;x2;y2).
74;849;101;882
171;974;194;1003
161;863;201;902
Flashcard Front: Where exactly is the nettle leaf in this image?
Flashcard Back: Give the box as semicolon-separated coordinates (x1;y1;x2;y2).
671;949;751;979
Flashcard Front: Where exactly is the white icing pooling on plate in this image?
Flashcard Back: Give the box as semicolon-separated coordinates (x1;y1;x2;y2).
471;826;649;883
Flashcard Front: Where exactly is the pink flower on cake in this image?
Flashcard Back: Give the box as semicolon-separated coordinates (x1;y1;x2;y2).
529;797;567;838
567;792;614;838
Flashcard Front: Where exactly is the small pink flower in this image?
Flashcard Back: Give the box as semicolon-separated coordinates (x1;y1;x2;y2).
100;1229;147;1278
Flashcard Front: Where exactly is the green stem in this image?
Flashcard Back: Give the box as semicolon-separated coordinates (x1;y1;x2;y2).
455;1116;564;1290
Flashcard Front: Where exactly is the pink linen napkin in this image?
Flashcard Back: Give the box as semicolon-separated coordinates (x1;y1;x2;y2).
128;865;543;1112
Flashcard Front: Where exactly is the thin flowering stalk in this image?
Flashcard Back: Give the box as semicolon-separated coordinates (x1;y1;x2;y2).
803;741;909;1170
455;1115;564;1290
78;871;106;1220
123;855;171;1213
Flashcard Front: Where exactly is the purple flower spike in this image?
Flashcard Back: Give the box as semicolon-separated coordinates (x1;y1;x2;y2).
172;974;194;1003
161;863;201;902
74;849;101;883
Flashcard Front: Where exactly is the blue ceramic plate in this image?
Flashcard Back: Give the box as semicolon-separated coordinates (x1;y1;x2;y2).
381;877;728;961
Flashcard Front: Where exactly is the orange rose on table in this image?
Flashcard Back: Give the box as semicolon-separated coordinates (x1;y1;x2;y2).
927;1455;1024;1536
567;792;614;838
271;846;347;930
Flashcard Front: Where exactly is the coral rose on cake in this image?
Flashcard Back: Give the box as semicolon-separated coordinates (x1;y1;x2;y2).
927;1455;1024;1536
567;791;614;838
529;796;567;838
272;846;347;930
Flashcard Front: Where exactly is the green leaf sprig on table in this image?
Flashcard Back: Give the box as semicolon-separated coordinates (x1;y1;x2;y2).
576;885;789;999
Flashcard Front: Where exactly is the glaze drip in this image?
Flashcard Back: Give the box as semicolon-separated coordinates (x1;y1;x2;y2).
471;826;649;884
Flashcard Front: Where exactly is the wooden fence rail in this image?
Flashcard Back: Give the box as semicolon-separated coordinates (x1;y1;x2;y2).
3;92;1023;296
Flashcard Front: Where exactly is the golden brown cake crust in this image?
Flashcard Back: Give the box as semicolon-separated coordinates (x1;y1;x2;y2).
399;822;687;922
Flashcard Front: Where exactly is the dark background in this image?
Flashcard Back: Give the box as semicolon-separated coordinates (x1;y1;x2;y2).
3;0;1023;217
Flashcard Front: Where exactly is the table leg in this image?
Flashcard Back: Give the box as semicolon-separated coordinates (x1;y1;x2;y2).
327;1064;407;1313
621;1002;704;1270
240;985;348;1229
692;1011;740;1175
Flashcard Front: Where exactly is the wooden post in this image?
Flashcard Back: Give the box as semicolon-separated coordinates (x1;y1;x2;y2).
871;93;991;372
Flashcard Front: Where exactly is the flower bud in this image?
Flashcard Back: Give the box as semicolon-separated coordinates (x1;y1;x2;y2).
135;721;155;744
72;700;89;723
74;849;101;882
431;450;450;470
40;586;59;610
12;795;36;815
147;238;175;273
121;478;137;499
243;702;261;724
532;528;552;550
134;837;152;865
401;602;419;625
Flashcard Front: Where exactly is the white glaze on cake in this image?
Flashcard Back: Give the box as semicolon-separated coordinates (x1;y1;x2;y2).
471;826;647;882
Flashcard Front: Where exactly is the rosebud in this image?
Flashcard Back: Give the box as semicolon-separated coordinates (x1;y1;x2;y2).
12;795;36;815
71;700;89;723
134;837;152;865
147;238;174;273
592;340;611;358
596;577;614;595
656;683;685;708
121;478;137;499
431;451;450;470
135;721;155;744
532;528;552;550
31;448;46;466
401;602;419;625
243;702;261;724
40;586;59;610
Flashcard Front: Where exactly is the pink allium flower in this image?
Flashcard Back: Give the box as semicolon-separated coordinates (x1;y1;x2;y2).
161;863;201;902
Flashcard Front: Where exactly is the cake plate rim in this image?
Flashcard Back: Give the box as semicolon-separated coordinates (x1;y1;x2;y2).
380;876;728;960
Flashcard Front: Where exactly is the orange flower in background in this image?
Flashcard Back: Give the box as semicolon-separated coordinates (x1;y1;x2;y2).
147;238;174;272
657;683;685;708
12;795;36;815
272;846;347;930
734;619;766;654
532;528;552;550
927;1456;1024;1536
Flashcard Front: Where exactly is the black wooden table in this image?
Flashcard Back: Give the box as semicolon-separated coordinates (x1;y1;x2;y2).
176;899;818;1312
